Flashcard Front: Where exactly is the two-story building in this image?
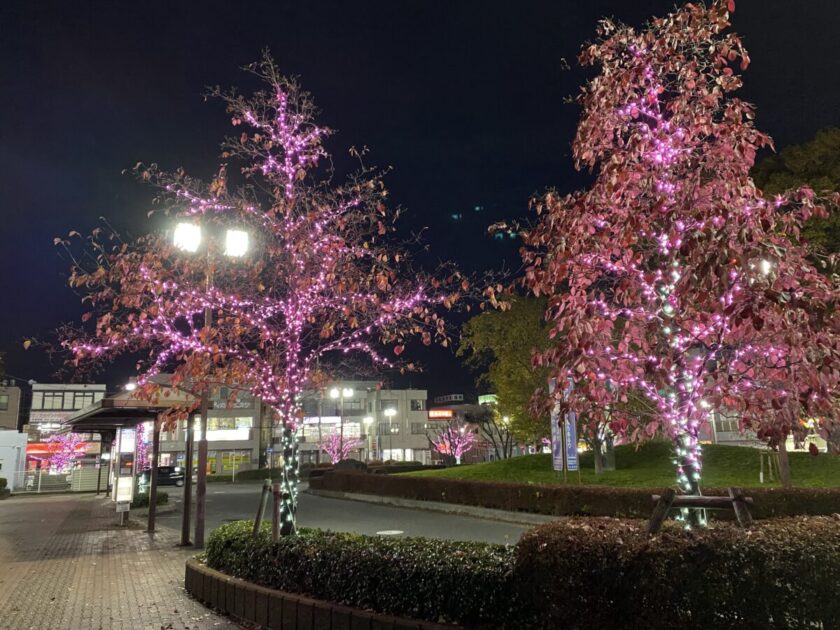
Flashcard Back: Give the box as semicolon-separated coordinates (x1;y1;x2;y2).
0;381;22;430
298;381;433;464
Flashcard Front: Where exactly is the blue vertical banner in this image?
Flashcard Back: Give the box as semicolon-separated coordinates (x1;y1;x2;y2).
548;378;563;472
565;411;578;471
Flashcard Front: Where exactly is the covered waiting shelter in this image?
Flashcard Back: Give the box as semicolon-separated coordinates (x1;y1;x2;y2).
64;397;180;533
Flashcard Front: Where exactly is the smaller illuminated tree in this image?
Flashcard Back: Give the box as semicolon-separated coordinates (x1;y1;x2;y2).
319;433;363;464
430;420;477;465
45;433;86;473
135;423;152;472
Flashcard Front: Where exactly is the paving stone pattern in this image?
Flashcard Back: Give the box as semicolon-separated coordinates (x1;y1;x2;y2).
0;494;243;630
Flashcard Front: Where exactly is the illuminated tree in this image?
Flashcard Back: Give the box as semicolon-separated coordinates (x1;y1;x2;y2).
318;433;363;464
523;1;840;510
136;423;151;472
430;420;477;465
45;433;86;473
61;53;458;535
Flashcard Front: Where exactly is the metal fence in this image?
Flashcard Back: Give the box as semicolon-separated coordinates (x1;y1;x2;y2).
8;463;108;493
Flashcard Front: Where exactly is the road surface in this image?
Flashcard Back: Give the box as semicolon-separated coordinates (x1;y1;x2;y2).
157;482;529;544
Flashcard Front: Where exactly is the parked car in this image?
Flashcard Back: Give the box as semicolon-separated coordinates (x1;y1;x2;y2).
138;466;185;487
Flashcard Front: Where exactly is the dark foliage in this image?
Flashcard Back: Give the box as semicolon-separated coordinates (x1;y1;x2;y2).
516;517;840;629
130;491;169;509
205;522;524;627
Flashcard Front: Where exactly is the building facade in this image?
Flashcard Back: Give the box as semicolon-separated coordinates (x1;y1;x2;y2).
0;430;27;490
298;381;433;464
0;381;22;430
154;385;265;475
27;383;107;439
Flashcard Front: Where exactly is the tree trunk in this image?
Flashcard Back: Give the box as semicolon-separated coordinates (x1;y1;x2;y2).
593;444;605;475
777;438;792;489
673;429;704;528
278;425;299;536
604;434;616;471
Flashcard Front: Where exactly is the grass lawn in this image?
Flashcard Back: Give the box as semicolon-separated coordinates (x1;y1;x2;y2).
402;441;840;488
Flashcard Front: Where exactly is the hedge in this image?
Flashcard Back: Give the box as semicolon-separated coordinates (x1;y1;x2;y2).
516;516;840;629
130;491;169;509
204;517;840;629
205;521;523;627
0;477;7;490
310;471;840;519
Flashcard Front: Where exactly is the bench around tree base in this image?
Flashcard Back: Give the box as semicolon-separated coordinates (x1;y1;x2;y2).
185;557;458;630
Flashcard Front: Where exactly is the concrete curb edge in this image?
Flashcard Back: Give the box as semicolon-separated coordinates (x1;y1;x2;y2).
306;488;558;526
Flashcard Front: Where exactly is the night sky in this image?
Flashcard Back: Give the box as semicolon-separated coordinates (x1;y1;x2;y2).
2;1;839;397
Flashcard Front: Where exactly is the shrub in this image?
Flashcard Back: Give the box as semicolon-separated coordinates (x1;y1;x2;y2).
0;477;7;490
515;517;840;629
310;472;840;519
205;521;524;627
130;491;169;509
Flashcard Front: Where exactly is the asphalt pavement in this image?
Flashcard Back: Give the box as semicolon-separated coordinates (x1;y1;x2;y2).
156;481;529;544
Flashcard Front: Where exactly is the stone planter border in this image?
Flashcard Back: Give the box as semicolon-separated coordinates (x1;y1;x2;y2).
185;558;457;630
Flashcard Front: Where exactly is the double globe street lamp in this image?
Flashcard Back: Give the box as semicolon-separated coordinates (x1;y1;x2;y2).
172;221;250;548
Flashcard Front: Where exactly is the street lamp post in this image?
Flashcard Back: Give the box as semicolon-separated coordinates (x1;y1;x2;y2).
329;386;354;459
384;408;396;461
173;221;250;549
363;416;374;461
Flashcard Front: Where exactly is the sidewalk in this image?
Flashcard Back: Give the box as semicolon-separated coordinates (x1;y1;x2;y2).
0;493;242;630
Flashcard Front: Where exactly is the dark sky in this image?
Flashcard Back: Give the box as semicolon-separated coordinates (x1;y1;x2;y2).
2;1;839;397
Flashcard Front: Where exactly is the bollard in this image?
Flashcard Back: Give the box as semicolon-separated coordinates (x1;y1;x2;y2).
271;482;281;542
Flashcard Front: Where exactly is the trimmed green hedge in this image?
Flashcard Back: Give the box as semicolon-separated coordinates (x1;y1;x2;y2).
130;491;169;509
206;518;840;629
310;471;840;519
517;516;840;628
205;521;522;627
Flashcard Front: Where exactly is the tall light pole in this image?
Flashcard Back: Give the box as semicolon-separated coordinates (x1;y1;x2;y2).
173;221;250;548
384;407;396;460
363;416;374;461
329;386;354;459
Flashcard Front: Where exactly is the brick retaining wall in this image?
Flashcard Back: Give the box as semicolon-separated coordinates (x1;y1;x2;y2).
185;558;458;630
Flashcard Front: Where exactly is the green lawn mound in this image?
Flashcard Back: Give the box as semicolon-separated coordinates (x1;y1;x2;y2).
403;441;840;488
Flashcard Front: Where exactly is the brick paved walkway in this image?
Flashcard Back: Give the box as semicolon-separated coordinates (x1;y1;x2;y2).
0;494;243;630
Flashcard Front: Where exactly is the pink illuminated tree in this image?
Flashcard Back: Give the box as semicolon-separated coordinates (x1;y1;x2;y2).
523;0;840;515
318;433;363;465
135;423;151;472
45;433;86;473
429;420;477;465
60;53;461;535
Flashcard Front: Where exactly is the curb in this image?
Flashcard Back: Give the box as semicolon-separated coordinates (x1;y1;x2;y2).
307;488;559;526
185;557;457;629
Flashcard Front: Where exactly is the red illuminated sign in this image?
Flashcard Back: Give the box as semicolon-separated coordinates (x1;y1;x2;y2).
427;409;454;419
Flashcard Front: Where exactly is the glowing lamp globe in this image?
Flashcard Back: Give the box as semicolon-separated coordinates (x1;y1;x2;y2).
173;223;202;253
224;229;249;258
